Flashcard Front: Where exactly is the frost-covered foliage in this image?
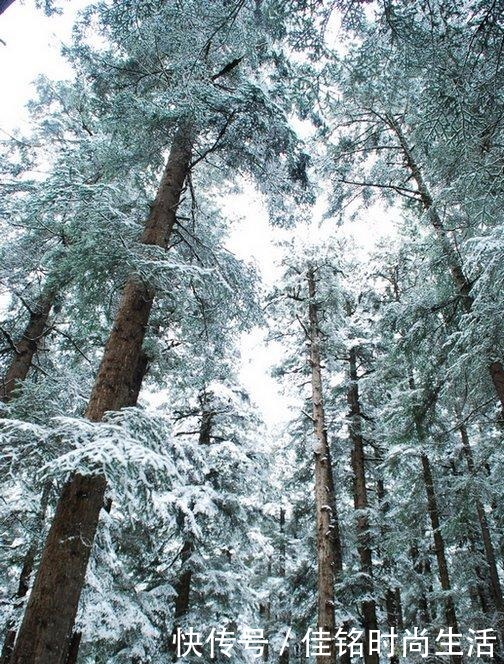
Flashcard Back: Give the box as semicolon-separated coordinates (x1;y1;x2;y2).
1;0;504;662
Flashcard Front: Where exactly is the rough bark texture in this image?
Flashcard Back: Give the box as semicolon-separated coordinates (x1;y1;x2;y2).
11;126;193;664
347;348;379;664
86;126;192;422
307;269;339;664
0;290;54;402
10;474;107;664
421;453;462;664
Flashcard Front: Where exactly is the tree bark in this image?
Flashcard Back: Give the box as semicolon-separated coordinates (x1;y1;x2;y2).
0;289;54;402
347;348;379;664
86;124;192;422
172;539;194;624
278;507;289;664
63;632;81;664
376;477;401;663
170;402;214;660
420;453;462;664
490;362;504;414
0;485;51;664
9;474;106;664
10;125;193;664
307;268;341;664
388;116;504;414
386;115;472;311
409;542;433;626
459;423;504;641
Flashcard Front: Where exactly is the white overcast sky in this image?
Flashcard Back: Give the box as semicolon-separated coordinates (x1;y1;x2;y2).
0;0;395;429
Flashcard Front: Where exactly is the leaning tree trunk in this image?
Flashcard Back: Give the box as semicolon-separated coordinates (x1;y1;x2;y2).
386;115;472;312
347;347;379;664
387;115;504;409
0;288;55;402
10;124;193;664
307;268;341;664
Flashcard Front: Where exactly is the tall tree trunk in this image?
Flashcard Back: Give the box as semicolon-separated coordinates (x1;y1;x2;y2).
347;347;379;664
448;458;493;617
386;115;472;311
10;125;193;664
0;289;55;402
420;453;462;664
409;542;433;626
170;402;214;660
459;423;504;641
172;539;194;624
307;268;340;664
376;477;401;664
63;633;81;664
387;116;504;411
279;507;289;664
0;285;56;660
0;485;50;664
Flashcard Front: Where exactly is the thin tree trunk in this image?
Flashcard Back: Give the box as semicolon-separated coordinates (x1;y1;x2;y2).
11;125;193;664
0;289;55;402
386;115;472;311
420;453;462;664
170;402;214;660
279;507;289;664
307;268;339;664
409;542;433;626
448;458;493;617
259;574;271;663
0;285;56;660
459;423;504;640
347;347;379;664
172;540;194;624
0;485;51;664
376;477;400;664
387;116;504;412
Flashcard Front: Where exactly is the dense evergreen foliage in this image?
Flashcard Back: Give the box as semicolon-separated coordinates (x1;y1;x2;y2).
0;0;503;662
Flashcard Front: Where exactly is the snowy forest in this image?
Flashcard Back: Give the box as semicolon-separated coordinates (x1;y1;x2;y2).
0;0;503;662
